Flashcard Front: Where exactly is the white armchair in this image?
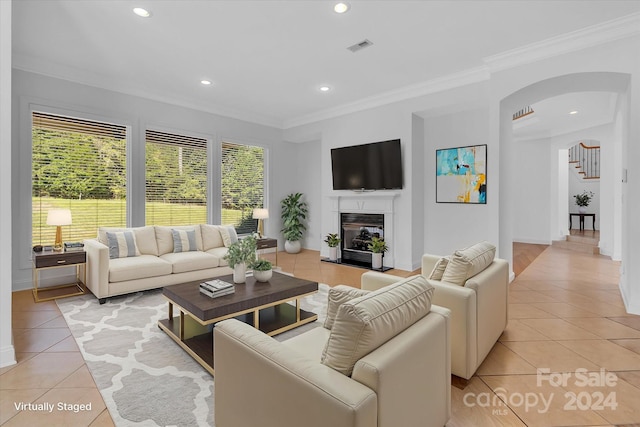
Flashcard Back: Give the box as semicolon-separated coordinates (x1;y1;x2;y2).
362;250;509;381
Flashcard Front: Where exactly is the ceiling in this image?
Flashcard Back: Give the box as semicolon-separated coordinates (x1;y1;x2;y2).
512;92;618;140
12;1;640;129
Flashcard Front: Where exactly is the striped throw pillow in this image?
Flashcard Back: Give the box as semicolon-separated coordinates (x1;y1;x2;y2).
172;228;198;253
106;231;140;259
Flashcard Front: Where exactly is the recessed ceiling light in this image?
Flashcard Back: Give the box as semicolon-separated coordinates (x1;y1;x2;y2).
133;7;151;18
569;110;579;115
334;2;350;14
319;86;331;92
201;80;212;86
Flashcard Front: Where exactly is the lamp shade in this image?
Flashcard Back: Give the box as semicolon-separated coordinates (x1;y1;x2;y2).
46;209;72;226
252;208;269;220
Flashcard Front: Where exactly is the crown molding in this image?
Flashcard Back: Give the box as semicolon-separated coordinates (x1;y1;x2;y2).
283;66;489;129
12;54;284;129
483;12;640;72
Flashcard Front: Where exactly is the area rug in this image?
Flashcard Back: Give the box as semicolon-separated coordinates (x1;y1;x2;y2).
57;283;329;427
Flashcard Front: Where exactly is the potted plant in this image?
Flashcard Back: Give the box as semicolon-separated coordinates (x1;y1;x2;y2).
324;233;341;261
280;192;308;254
367;237;388;270
573;190;594;214
223;235;257;283
251;258;273;282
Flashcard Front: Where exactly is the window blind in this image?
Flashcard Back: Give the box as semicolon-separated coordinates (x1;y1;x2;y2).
32;111;127;246
221;142;265;234
145;129;208;226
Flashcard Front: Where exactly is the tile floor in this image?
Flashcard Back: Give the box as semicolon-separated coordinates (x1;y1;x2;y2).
2;245;639;426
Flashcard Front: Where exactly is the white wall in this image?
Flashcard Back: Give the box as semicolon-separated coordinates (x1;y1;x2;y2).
295;140;322;251
11;70;289;290
284;82;491;271
511;136;552;244
0;0;16;368
423;107;496;256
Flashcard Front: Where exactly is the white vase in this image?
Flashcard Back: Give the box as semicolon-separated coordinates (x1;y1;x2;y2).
285;240;301;254
578;206;587;214
329;246;338;261
253;269;272;282
371;253;383;270
233;262;247;283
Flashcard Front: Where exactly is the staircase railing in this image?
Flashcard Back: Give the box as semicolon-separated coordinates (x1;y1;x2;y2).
569;142;600;179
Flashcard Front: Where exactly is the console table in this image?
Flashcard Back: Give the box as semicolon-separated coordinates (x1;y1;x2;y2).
569;213;596;231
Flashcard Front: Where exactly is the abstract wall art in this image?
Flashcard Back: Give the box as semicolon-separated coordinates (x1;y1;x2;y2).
436;144;487;204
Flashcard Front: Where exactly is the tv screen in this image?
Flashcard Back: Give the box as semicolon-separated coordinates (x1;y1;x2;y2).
331;139;403;190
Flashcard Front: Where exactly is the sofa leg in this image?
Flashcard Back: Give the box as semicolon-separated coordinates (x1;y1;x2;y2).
451;375;470;390
98;298;107;305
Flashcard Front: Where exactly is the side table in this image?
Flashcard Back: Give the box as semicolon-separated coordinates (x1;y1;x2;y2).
256;237;278;266
32;250;86;302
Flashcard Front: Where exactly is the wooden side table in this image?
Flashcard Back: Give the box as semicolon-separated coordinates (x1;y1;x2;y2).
32;250;86;302
256;237;278;266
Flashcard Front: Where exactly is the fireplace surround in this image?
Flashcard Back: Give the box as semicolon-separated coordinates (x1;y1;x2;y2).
327;193;398;270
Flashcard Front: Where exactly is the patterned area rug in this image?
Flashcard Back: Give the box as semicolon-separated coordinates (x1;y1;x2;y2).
57;283;329;427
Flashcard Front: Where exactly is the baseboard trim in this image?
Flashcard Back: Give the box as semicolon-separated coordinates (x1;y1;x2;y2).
619;282;640;315
0;344;16;368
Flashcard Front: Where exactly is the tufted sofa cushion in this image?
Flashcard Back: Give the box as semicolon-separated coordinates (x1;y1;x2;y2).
321;275;434;376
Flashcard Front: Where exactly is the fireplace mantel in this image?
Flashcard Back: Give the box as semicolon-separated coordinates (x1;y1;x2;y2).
328;192;399;268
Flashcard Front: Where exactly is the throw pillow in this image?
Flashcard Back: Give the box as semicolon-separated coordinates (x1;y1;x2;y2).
106;231;141;259
321;275;434;376
219;225;239;247
429;256;449;280
172;228;198;253
324;285;370;330
441;241;496;285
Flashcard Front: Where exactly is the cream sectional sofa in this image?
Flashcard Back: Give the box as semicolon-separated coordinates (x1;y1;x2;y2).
214;274;451;427
84;224;234;304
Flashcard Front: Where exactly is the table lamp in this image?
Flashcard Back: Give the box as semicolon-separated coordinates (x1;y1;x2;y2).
252;208;269;238
47;209;72;251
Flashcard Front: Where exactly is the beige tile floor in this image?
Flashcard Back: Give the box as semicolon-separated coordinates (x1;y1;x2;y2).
2;245;639;426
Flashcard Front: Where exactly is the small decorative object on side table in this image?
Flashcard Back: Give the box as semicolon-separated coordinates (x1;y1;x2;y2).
32;249;86;302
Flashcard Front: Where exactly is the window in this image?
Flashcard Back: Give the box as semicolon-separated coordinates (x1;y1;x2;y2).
32;112;127;246
145;130;208;225
221;142;265;234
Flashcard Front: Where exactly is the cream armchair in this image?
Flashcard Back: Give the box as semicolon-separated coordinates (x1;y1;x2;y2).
362;252;508;381
214;275;451;427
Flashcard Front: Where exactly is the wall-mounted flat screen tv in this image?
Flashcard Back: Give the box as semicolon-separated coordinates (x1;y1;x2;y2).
331;139;403;190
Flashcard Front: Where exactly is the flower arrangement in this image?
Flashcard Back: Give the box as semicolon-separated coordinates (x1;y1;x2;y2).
573;191;594;207
324;233;341;248
223;235;257;268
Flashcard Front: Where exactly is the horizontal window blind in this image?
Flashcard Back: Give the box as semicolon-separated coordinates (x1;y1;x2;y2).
32;112;127;246
145;129;208;226
221;142;264;234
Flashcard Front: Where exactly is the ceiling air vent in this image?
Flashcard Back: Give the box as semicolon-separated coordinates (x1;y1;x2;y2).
347;39;373;53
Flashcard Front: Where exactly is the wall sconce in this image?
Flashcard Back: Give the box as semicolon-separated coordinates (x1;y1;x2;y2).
252;208;269;238
46;209;72;251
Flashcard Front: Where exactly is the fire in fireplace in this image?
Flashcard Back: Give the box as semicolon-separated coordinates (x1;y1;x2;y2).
340;213;384;268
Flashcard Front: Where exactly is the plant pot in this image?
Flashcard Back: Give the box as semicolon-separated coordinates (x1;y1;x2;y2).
233;262;247;283
253;269;272;282
578;206;587;214
285;240;301;254
329;246;338;261
371;253;383;270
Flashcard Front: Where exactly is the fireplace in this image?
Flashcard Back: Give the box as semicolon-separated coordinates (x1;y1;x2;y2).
340;213;385;268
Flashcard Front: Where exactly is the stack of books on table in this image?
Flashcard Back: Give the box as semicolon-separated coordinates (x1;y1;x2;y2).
64;242;85;252
199;279;235;298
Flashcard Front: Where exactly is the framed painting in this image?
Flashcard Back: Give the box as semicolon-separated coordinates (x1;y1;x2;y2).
436;144;487;204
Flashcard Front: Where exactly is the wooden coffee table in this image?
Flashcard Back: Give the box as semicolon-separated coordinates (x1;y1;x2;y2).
158;272;318;375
